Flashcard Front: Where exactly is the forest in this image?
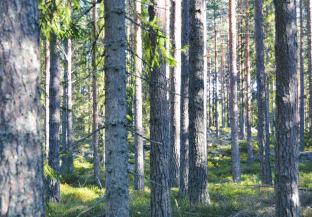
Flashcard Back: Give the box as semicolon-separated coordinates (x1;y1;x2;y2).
1;0;312;216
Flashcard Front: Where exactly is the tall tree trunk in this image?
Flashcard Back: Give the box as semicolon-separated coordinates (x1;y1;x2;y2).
189;0;210;206
214;10;219;138
0;1;45;215
149;1;172;216
221;44;226;129
134;0;145;191
104;0;129;216
45;40;50;159
48;32;61;202
254;0;272;185
229;0;241;183
308;0;312;133
92;0;100;187
300;0;305;151
274;0;300;216
180;0;190;197
169;0;181;188
245;0;253;162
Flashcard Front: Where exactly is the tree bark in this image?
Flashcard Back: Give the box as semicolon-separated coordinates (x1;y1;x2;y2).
245;0;253;162
0;1;45;215
274;0;300;216
189;0;210;206
169;0;182;188
299;0;305;151
149;1;172;216
213;10;219;138
92;0;100;187
254;0;272;185
179;0;190;198
229;0;241;183
104;0;129;216
48;32;61;202
45;40;50;159
308;0;312;133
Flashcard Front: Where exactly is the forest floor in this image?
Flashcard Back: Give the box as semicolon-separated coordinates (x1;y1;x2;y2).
46;128;312;217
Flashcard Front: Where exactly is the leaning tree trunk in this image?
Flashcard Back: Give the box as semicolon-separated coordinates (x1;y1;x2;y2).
92;0;100;186
189;0;210;206
308;0;312;133
104;0;129;216
274;0;300;216
229;0;241;183
179;0;190;198
149;1;172;216
0;0;45;215
254;0;272;185
299;0;305;151
48;32;61;202
134;0;145;191
169;0;182;188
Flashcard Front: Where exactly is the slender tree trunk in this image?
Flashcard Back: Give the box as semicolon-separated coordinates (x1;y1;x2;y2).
149;1;172;216
300;0;305;151
229;0;241;183
169;0;181;187
274;0;300;216
214;11;219;138
308;0;312;133
45;40;50;159
221;45;226;129
245;0;253;162
48;32;61;202
92;0;100;187
0;1;45;215
254;0;272;185
104;0;129;216
134;0;145;191
189;0;210;206
180;0;190;197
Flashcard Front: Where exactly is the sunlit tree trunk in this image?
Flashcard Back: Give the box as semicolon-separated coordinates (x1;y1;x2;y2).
229;0;241;183
45;40;50;159
0;0;45;215
104;0;129;216
274;0;300;216
189;0;210;205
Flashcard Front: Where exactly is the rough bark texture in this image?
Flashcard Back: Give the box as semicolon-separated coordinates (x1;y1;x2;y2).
45;40;50;159
149;1;172;216
189;0;210;206
299;0;305;152
92;0;100;186
274;0;300;216
169;0;181;188
308;0;312;133
180;0;190;198
134;0;145;191
254;0;272;185
104;0;129;216
48;32;61;202
245;0;253;162
61;37;74;175
229;0;241;183
0;1;45;215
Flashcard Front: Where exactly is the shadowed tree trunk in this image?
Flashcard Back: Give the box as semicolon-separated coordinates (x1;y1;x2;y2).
229;0;241;183
179;0;190;198
104;0;129;216
92;0;100;187
254;0;272;185
189;0;210;206
48;32;61;202
149;1;172;216
0;0;45;215
299;0;305;151
274;0;300;216
169;0;181;188
45;40;50;159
